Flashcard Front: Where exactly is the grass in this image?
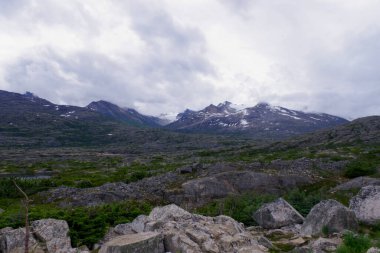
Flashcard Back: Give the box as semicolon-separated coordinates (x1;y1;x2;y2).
336;232;372;253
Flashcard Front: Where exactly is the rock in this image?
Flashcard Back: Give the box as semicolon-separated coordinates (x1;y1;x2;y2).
0;208;4;214
0;227;44;253
258;236;275;249
311;237;342;253
253;198;304;229
349;185;380;225
99;232;164;253
331;177;380;192
301;200;358;236
103;204;264;253
31;218;74;253
367;247;380;253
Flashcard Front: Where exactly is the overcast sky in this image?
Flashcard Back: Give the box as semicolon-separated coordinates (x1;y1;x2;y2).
0;0;379;119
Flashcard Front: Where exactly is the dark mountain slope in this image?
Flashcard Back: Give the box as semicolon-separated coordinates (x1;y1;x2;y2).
87;100;162;127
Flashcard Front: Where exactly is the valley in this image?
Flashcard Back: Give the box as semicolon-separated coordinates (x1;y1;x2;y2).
0;90;379;252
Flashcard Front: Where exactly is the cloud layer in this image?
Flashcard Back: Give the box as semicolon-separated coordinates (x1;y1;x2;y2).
0;0;379;118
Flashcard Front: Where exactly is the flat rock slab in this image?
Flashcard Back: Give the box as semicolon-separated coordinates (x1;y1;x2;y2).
99;232;164;253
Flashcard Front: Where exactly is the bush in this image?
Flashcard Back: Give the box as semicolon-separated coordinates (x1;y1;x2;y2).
285;188;326;216
336;232;371;253
196;193;275;226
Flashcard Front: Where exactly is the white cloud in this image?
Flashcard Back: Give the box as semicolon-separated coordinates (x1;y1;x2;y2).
0;0;379;118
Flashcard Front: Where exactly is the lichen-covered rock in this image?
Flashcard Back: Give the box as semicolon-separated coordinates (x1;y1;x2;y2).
99;232;164;253
367;247;380;253
0;227;43;253
301;200;358;236
253;198;304;229
31;218;75;253
349;185;380;225
102;204;264;253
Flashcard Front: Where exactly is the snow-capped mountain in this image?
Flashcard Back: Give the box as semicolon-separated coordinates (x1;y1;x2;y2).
167;101;349;138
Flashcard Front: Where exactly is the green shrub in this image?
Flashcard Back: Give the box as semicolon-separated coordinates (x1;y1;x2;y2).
336;232;371;253
285;188;326;216
196;193;275;226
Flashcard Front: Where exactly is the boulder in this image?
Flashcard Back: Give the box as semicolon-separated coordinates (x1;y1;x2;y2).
349;185;380;225
102;204;264;253
99;232;164;253
0;227;43;253
310;237;342;253
31;218;74;253
0;208;4;214
301;200;358;236
367;247;380;253
253;198;304;229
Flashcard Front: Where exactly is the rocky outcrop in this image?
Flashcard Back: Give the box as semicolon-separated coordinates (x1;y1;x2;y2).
99;232;164;253
31;219;74;253
100;204;266;253
0;219;88;253
301;200;358;236
253;198;304;229
349;185;380;225
331;177;380;192
0;227;43;253
166;171;311;207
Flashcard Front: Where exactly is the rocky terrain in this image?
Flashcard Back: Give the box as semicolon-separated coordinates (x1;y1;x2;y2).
2;183;380;253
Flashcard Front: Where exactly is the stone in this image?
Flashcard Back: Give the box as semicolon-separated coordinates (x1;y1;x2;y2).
99;232;164;253
258;236;275;249
301;199;358;236
331;177;380;192
103;204;263;253
253;198;304;229
367;247;380;253
0;208;4;214
31;218;75;253
0;227;44;253
311;237;342;253
349;185;380;225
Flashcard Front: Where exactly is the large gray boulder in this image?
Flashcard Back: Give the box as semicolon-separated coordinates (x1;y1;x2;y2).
349;185;380;225
31;218;77;253
99;232;164;253
301;199;358;236
253;198;304;229
0;227;43;253
102;204;265;253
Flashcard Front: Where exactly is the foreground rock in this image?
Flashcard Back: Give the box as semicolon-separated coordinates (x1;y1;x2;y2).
101;204;266;253
301;200;358;236
0;227;43;253
99;232;164;253
253;198;304;229
0;219;88;253
31;219;74;253
349;185;380;225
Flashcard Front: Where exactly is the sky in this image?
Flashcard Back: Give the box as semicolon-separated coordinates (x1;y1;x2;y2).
0;0;379;119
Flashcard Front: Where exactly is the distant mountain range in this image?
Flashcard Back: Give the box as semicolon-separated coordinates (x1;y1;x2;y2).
0;90;353;145
167;101;348;138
